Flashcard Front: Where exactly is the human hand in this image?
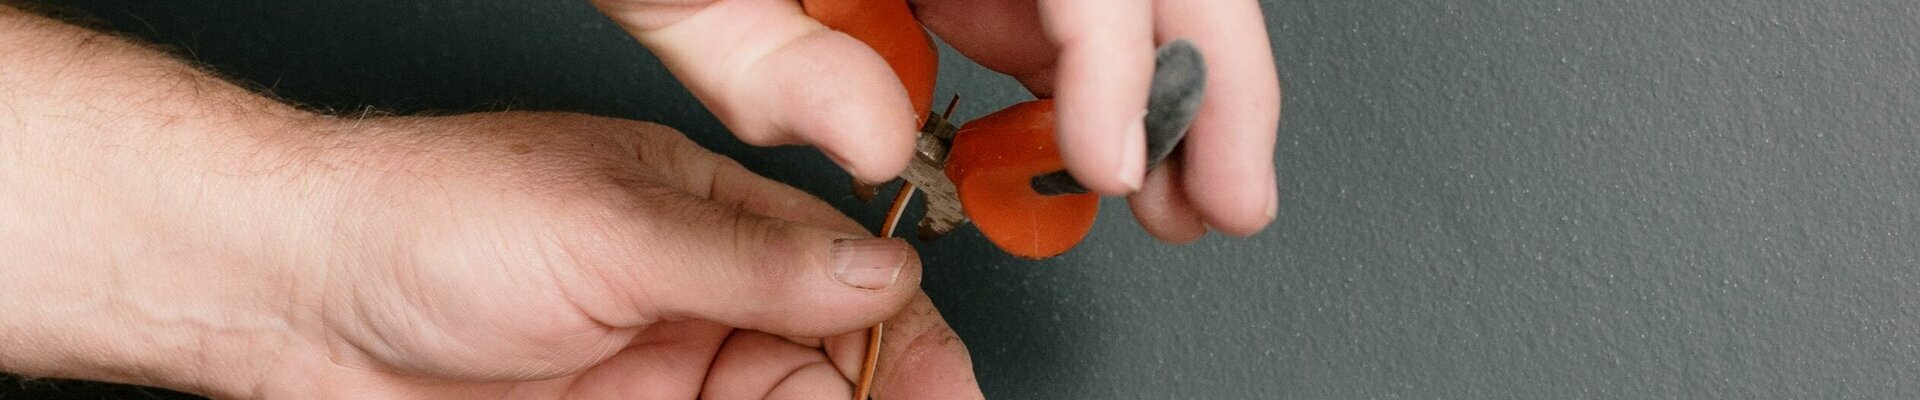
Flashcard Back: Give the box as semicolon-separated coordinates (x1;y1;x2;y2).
247;113;983;399
3;110;981;399
0;7;977;398
592;0;1281;243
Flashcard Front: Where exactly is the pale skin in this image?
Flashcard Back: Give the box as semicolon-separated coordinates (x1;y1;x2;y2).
1;0;1280;398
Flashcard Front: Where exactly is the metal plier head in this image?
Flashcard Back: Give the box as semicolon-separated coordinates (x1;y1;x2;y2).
851;98;968;241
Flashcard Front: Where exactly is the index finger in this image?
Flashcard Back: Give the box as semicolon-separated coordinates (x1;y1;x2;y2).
1039;0;1157;195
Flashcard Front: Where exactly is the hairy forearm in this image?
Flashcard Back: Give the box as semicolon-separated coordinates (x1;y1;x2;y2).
0;6;323;398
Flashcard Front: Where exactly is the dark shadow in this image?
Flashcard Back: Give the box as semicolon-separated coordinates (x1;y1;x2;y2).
0;375;199;399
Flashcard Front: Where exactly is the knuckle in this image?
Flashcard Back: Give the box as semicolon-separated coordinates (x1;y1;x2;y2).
715;213;806;319
726;213;790;286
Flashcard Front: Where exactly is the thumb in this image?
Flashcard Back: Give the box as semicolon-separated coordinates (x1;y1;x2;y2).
634;193;922;338
596;0;918;184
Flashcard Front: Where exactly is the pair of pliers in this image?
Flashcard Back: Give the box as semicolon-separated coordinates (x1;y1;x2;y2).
871;40;1210;256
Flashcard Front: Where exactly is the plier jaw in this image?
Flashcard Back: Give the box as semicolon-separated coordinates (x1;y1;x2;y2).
848;97;969;241
898;101;968;241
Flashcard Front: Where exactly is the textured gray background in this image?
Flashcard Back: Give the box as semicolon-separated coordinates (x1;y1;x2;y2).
8;0;1920;399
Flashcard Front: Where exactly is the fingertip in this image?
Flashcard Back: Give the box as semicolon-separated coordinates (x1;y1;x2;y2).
1051;48;1153;195
1059;127;1146;196
1128;163;1208;244
842;147;913;187
872;294;984;400
876;327;981;400
755;30;917;184
1218;186;1278;238
1174;57;1279;236
1189;166;1276;237
817;138;911;186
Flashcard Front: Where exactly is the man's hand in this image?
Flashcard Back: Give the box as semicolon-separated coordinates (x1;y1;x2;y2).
260;113;980;399
0;7;981;399
593;0;1282;243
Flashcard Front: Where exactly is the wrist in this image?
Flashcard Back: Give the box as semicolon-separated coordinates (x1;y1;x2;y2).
0;109;338;398
0;7;342;397
0;122;326;400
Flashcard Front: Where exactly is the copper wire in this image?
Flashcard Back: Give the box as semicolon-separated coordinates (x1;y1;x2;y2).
854;181;916;400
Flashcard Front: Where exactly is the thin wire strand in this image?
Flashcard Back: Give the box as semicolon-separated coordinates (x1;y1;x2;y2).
857;93;949;399
881;183;916;237
855;182;916;400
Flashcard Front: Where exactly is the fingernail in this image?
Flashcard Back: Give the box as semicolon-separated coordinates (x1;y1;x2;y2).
1265;190;1279;220
1116;117;1147;192
831;238;909;290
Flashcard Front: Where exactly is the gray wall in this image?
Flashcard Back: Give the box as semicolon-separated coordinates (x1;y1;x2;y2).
9;0;1920;398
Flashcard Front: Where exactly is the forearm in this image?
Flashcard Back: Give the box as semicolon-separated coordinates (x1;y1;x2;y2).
0;7;323;397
